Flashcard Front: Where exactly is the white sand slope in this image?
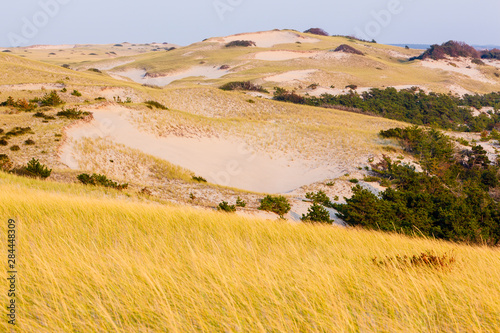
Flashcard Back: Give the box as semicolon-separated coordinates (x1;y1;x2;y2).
264;69;317;83
60;105;342;193
78;59;136;71
112;66;230;86
421;58;495;84
254;51;320;61
220;31;320;48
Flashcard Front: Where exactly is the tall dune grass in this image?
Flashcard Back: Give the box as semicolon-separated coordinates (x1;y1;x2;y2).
1;172;500;332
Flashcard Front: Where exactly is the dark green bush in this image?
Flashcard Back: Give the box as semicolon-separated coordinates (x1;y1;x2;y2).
144;100;168;110
333;126;500;245
217;201;236;213
236;197;246;207
305;190;332;207
0;139;7;146
303;28;329;36
39;91;64;107
56;107;90;119
24;139;35;145
220;81;268;93
272;87;500;132
71;90;82;97
258;195;291;218
192;176;207;183
25;158;51;179
301;203;332;223
225;40;256;48
77;173;128;190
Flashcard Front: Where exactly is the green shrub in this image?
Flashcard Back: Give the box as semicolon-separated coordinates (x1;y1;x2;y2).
305;190;332;207
258;195;291;218
10;145;19;151
56;107;90;119
25;158;51;179
88;68;102;73
77;173;128;190
61;87;67;93
24;139;35;145
225;40;256;47
192;176;207;183
236;197;246;207
144;100;168;110
219;81;268;93
4;127;33;138
349;179;359;184
0;139;7;146
217;201;236;213
39;91;64;107
71;90;82;97
301;203;332;224
363;176;380;182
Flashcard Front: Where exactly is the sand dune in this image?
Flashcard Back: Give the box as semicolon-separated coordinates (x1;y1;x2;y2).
60;105;344;193
421;58;495;84
254;51;320;61
112;66;231;86
263;69;317;83
220;31;320;48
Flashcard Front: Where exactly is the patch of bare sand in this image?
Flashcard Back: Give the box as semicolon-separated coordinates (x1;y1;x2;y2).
421;58;496;84
219;31;320;48
60;105;345;193
263;69;317;83
111;66;231;86
254;51;320;61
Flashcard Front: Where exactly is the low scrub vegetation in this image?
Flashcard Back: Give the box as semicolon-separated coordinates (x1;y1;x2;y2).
144;100;168;110
0;154;13;171
258;195;291;218
77;173;128;190
24;158;52;179
217;201;236;213
192;175;207;183
301;203;331;223
481;48;500;60
225;40;256;47
56;107;90;119
411;41;480;60
334;44;363;55
273;86;500;132
220;81;268;93
36;90;65;107
334;126;500;245
303;28;329;36
0;96;37;111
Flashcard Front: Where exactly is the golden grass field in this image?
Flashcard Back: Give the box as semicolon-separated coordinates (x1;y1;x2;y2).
1;172;500;332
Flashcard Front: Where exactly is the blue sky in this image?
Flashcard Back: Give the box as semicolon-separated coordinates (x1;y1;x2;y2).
1;0;499;47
